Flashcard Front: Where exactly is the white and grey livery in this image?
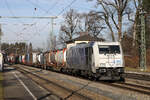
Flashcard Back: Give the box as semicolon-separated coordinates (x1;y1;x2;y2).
66;42;124;80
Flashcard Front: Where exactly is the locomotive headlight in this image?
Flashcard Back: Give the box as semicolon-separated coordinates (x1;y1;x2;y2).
100;63;106;67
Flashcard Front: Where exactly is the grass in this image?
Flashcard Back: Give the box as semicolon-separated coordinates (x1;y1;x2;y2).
125;66;150;72
0;72;3;100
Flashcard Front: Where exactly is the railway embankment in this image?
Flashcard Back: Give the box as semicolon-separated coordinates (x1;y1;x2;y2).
0;72;3;100
125;67;150;73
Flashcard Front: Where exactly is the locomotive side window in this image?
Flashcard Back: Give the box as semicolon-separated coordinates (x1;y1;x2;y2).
99;45;109;54
99;45;120;54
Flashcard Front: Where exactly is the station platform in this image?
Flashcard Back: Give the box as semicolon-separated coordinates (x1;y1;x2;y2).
3;65;51;100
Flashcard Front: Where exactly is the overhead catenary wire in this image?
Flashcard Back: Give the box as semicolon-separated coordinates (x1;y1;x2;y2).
2;0;56;36
17;0;59;44
27;0;77;42
26;22;50;42
3;0;25;24
14;0;59;38
3;0;33;38
1;23;51;52
2;0;77;37
45;0;59;14
21;0;77;32
57;0;77;16
1;0;78;49
1;22;50;42
29;0;78;38
24;0;48;13
4;0;15;16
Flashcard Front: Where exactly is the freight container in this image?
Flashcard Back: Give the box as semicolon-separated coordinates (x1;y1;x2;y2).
0;53;3;72
55;50;60;65
44;52;49;66
40;53;44;65
19;56;22;63
48;52;51;64
22;55;25;64
36;53;44;66
32;53;38;64
55;48;66;67
25;54;29;64
29;53;33;65
50;51;56;65
37;53;41;65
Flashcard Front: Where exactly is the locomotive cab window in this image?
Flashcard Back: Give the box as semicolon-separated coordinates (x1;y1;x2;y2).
99;45;120;54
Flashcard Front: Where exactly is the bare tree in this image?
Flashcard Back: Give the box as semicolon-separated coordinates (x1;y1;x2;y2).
78;13;90;34
79;11;105;38
126;0;140;46
59;9;80;43
95;0;129;41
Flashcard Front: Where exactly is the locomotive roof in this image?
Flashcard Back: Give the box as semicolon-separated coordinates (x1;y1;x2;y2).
70;42;94;49
69;42;121;49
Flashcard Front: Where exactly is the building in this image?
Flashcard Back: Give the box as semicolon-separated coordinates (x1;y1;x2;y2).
66;34;105;48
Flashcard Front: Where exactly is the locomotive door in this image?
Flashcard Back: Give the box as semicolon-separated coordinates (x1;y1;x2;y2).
85;47;93;69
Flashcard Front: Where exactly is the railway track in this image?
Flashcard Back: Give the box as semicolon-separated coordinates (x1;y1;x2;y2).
103;82;150;95
13;65;93;100
14;64;150;98
125;72;150;81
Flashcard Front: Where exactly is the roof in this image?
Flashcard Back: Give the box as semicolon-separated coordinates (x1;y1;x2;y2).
66;34;105;44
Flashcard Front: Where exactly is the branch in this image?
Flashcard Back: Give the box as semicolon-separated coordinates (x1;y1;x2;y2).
102;0;118;10
122;0;129;13
111;13;119;30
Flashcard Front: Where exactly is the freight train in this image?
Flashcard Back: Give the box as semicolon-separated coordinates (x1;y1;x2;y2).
0;53;4;72
7;42;125;81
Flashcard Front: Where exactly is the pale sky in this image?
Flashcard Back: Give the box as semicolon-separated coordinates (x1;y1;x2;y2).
0;0;97;49
0;0;133;49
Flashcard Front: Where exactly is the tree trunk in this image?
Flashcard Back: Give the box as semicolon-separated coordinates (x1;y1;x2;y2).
132;10;139;46
132;21;137;46
110;26;115;42
118;13;122;41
